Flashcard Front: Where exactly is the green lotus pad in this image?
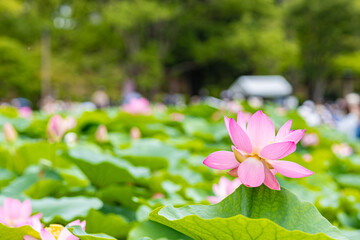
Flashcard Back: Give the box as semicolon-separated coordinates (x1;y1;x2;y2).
150;185;347;240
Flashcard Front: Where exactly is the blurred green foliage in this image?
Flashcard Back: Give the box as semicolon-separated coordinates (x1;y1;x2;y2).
0;0;359;103
0;103;360;239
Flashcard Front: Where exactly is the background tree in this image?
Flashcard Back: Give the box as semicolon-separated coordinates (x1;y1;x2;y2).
0;0;360;104
287;0;360;101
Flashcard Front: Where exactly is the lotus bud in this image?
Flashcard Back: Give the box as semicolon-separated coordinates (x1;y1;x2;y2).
47;115;64;142
152;193;165;199
3;122;17;143
130;127;141;140
95;124;108;143
170;113;184;122
122;98;152;115
47;115;76;143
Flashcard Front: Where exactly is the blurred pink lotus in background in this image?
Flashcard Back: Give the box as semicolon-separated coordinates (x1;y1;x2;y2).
95;124;108;143
130;127;141;140
302;153;313;162
301;133;319;147
332;143;353;157
19;107;33;118
3;122;17;143
152;193;165;199
47;115;76;142
207;176;241;204
24;220;86;240
204;110;314;190
226;101;242;113
170;113;184;122
122;98;152;115
0;198;41;228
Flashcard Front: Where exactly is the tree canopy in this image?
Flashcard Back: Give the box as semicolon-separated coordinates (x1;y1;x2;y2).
0;0;359;103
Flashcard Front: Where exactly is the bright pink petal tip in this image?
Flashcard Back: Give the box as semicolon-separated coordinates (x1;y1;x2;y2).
263;166;280;190
203;151;239;170
275;119;292;142
246;110;275;153
266;160;314;178
283;129;306;144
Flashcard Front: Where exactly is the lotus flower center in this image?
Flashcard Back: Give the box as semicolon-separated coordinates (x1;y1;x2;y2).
233;150;274;169
46;224;64;239
233;148;261;163
5;218;15;227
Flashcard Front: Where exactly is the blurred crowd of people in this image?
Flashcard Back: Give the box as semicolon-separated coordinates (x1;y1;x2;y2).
1;87;360;141
297;93;360;140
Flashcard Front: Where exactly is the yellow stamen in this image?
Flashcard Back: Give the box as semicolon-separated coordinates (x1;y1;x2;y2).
45;224;64;239
233;148;247;163
233;148;274;169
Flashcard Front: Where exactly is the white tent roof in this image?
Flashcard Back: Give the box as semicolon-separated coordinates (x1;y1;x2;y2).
228;75;292;98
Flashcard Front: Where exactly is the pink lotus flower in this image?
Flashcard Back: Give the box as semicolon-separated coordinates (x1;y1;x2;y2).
24;220;86;240
0;198;42;228
47;115;76;142
203;110;314;190
207;176;241;204
332;143;353;157
19;107;33;118
122;98;152;115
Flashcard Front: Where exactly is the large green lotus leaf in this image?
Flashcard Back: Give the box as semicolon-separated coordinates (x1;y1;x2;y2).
68;225;116;240
108;112;158;133
0;167;14;189
76;111;111;133
168;137;206;153
128;220;192;240
85;209;132;239
1;166;63;198
117;138;189;170
150;185;346;240
99;185;140;209
24;178;64;199
182;117;227;142
0;114;30;131
0;223;40;240
0;106;19;117
167;165;204;185
59;166;89;188
15;141;71;173
107;132;131;147
31;196;103;223
180;104;218;118
1;168;38;197
336;174;360;188
68;146;150;187
341;229;360;240
144;123;181;138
